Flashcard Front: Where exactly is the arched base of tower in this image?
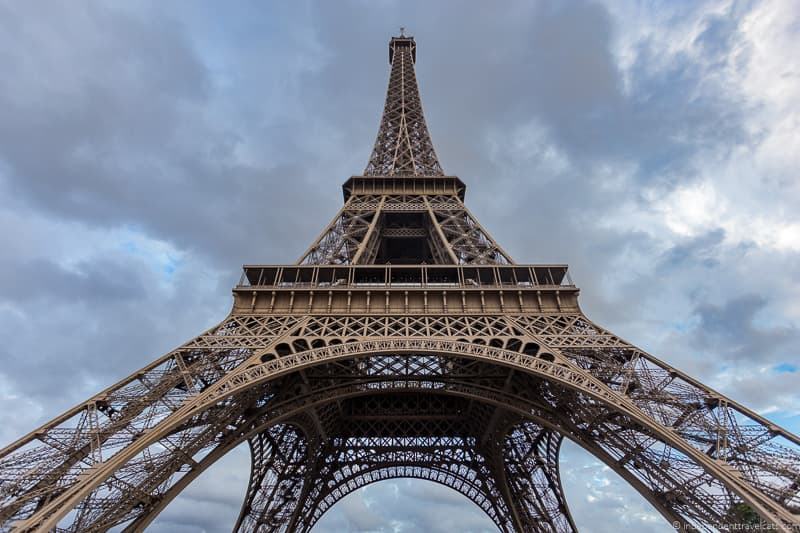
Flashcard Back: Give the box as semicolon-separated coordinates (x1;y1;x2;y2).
233;396;578;533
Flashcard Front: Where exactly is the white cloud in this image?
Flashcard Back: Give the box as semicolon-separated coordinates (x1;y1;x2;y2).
1;1;799;532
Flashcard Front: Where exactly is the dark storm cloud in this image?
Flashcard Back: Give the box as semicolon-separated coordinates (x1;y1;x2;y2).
659;229;726;269
689;293;799;362
0;2;330;272
0;257;144;304
0;0;750;272
0;261;227;412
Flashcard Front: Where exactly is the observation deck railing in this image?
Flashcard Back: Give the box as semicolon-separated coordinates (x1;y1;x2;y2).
237;264;574;291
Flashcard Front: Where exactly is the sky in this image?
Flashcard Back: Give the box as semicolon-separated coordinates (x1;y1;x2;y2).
0;0;798;531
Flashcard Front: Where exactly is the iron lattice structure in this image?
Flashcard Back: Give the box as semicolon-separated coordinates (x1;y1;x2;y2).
1;34;799;533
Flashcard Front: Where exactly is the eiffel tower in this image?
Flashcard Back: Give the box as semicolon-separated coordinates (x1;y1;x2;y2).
1;32;799;533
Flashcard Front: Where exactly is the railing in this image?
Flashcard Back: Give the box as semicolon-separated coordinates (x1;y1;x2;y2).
237;264;574;290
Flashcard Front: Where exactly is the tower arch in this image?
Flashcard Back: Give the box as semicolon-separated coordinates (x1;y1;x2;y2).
0;32;798;533
23;341;786;532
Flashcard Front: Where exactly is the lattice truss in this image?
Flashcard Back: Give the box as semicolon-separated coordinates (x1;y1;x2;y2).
235;395;575;533
300;194;512;265
1;313;798;532
2;32;800;533
364;36;443;176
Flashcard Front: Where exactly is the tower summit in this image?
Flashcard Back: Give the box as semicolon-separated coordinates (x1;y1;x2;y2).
365;33;443;176
1;34;799;533
301;34;512;266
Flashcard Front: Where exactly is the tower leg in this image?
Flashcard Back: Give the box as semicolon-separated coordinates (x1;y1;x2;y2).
236;430;525;532
498;423;578;532
233;423;312;533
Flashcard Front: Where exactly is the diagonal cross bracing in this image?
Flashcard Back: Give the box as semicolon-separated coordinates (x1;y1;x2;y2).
0;32;799;533
364;36;443;177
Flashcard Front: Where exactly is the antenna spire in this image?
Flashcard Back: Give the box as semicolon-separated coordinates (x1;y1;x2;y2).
364;34;443;176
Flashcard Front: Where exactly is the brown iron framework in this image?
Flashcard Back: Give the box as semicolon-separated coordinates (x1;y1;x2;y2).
1;33;799;533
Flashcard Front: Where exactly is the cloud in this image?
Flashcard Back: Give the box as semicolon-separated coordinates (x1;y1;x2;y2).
0;0;798;531
689;294;795;360
314;478;499;533
560;441;670;533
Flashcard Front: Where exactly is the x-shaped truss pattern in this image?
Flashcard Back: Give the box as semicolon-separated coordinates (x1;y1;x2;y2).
1;32;799;533
234;423;311;532
235;409;576;532
364;36;443;176
1;313;799;531
299;194;512;265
